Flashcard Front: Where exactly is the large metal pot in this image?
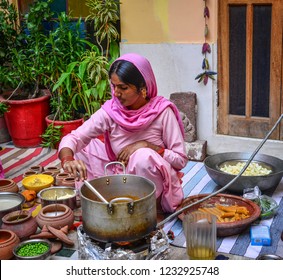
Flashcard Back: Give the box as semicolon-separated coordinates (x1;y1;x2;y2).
80;162;156;242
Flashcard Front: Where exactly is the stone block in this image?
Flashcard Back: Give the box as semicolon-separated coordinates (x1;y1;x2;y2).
170;92;197;143
185;140;207;161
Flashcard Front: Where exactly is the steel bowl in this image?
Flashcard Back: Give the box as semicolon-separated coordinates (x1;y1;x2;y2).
0;192;25;227
204;152;283;193
38;186;77;210
13;239;52;260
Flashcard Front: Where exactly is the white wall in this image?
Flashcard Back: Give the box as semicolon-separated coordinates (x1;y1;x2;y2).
120;43;283;160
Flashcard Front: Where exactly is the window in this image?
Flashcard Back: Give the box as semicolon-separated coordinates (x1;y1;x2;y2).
217;0;283;140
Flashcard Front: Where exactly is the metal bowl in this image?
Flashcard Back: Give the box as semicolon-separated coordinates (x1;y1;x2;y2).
178;193;261;237
204;152;283;193
38;186;77;209
0;192;25;227
13;239;52;260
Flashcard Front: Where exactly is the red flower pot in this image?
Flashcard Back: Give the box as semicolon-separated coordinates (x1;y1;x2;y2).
3;91;51;148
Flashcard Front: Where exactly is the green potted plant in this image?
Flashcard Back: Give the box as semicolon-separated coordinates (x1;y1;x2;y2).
0;0;54;147
0;0;88;148
42;0;120;148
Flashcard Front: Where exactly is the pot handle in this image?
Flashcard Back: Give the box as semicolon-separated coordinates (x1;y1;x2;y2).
108;197;135;215
104;161;126;175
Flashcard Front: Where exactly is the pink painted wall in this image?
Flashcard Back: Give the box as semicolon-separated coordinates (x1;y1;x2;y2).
120;0;217;44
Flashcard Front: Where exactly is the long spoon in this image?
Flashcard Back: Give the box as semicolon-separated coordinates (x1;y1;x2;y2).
83;180;109;203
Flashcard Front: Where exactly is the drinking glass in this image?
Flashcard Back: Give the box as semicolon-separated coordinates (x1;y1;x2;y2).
183;210;217;260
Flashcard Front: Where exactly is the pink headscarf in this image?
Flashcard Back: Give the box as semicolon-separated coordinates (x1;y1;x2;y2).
102;53;185;135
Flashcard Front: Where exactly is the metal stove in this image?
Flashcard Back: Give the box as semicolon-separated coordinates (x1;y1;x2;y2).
77;225;170;260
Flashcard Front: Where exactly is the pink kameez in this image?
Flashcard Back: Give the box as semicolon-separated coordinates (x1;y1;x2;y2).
59;107;187;212
58;53;188;213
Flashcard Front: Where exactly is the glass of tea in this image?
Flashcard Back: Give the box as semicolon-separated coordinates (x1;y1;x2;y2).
183;210;217;260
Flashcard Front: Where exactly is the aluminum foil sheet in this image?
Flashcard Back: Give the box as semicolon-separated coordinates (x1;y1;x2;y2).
77;225;170;260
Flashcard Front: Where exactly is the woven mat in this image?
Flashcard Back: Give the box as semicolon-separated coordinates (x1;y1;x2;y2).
0;146;60;188
163;161;283;259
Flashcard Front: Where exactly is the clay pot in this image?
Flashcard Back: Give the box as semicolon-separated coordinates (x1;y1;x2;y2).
0;179;19;193
29;165;44;173
23;170;37;178
62;177;75;188
0;229;20;260
55;172;70;186
45;166;60;176
42;171;56;180
36;204;74;230
1;210;37;240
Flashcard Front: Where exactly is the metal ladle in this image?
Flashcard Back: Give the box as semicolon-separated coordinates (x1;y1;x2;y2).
83;180;134;204
84;180;108;203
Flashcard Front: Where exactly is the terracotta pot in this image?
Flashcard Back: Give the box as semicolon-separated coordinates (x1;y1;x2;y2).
42;171;56;180
36;204;74;230
45;166;60;176
0;179;19;193
1;210;37;240
55;172;70;186
2;90;51;148
62;177;75;188
0;229;20;260
23;170;37;177
29;165;44;173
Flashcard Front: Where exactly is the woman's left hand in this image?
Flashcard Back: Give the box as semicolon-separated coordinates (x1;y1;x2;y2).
117;140;148;166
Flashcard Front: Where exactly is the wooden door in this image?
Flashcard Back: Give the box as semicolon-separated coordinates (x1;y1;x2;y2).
218;0;283;140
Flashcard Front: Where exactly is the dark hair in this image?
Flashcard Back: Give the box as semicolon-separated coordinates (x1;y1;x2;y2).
109;60;146;91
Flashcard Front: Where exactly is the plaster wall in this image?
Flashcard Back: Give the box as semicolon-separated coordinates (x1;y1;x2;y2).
120;0;283;159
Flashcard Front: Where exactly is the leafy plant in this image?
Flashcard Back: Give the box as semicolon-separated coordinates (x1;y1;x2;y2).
41;123;63;149
0;102;9;116
52;45;111;119
50;0;121;121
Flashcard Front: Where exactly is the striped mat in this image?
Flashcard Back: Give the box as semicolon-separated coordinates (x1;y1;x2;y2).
0;146;60;188
164;161;283;259
1;146;283;259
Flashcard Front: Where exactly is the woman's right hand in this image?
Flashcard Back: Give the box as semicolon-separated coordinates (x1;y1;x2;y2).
63;159;87;181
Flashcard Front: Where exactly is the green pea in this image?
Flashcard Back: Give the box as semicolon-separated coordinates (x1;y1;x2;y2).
17;242;49;257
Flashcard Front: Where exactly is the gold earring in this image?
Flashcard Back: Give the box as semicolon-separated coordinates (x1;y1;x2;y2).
142;89;147;99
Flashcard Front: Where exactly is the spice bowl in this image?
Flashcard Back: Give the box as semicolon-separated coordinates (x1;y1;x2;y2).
38;186;77;210
22;174;54;193
13;239;52;260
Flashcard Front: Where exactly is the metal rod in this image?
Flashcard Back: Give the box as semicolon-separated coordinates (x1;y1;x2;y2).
157;114;283;228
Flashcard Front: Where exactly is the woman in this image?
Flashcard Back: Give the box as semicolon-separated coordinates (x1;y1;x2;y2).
58;53;188;213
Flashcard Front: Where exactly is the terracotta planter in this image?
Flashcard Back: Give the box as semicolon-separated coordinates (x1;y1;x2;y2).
36;204;74;230
1;210;37;240
2;91;51;148
0;229;20;260
0;179;19;193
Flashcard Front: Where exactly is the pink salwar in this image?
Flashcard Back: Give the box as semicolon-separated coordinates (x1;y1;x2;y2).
59;107;188;213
